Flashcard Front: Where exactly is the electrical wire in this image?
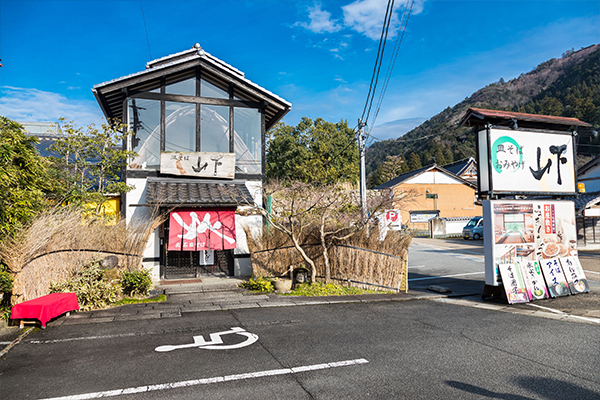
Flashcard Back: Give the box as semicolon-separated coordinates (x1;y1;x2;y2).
361;0;395;126
140;0;152;59
369;0;414;134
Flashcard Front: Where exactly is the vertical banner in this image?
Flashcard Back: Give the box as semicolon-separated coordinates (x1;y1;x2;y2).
559;256;590;294
168;208;236;251
498;263;529;304
519;260;549;300
539;258;570;297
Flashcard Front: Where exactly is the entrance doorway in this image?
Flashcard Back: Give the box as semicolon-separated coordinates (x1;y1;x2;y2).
161;219;234;279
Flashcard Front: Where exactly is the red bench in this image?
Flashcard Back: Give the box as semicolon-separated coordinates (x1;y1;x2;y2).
11;293;79;328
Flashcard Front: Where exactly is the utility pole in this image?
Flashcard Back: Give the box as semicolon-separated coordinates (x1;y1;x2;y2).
358;119;367;220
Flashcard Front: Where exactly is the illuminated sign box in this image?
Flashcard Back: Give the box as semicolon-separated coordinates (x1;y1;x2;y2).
477;128;576;195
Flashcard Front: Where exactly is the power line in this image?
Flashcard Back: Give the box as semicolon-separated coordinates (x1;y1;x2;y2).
369;0;414;134
140;0;152;59
361;0;395;126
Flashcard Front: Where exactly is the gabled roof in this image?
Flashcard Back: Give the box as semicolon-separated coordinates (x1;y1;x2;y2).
578;154;600;176
374;164;476;190
92;44;291;131
459;108;591;131
442;157;476;177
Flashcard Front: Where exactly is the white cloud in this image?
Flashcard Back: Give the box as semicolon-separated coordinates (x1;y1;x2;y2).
0;86;104;127
295;3;341;33
342;0;401;40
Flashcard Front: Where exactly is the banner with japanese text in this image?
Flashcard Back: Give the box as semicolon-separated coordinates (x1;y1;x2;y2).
168;208;236;251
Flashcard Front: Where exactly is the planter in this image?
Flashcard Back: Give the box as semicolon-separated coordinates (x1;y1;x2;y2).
273;278;292;292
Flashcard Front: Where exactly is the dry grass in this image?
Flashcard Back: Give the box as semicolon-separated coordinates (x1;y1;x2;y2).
247;225;412;292
0;207;166;304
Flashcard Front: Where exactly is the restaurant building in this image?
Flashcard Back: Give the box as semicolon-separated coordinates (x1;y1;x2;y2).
92;44;291;281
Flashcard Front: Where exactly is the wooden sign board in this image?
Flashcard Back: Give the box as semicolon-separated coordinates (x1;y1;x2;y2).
160;152;236;179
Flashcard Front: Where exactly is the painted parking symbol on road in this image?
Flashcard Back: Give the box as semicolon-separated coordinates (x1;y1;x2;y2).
155;327;258;352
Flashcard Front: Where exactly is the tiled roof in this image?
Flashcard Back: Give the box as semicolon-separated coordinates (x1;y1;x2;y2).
374;164;476;190
145;178;254;206
442;157;476;176
459;108;591;128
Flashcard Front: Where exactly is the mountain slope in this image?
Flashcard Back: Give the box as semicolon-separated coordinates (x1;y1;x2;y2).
367;44;600;186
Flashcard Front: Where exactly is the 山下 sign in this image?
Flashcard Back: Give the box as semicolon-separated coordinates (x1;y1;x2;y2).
168;208;236;251
161;151;236;179
477;128;576;195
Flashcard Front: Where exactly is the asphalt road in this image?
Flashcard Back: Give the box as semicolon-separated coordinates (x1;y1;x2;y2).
2;296;600;399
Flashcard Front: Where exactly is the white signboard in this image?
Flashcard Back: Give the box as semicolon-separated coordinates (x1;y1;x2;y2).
161;152;236;179
519;260;549;300
483;200;578;286
199;250;214;266
385;210;402;230
539;258;570;297
498;263;529;304
559;256;590;294
410;213;438;223
479;128;576;194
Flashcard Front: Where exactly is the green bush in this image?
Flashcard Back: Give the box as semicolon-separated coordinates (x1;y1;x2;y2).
120;269;152;297
0;264;13;294
240;276;274;292
49;260;120;311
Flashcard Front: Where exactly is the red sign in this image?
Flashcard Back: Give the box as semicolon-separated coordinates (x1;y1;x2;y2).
168;208;236;251
386;211;399;222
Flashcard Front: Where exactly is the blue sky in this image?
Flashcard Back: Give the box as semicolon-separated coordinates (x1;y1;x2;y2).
0;0;598;141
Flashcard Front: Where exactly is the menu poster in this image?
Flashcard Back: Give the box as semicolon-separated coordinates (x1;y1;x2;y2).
539;258;570;297
559;256;590;294
519;260;549;300
499;263;529;304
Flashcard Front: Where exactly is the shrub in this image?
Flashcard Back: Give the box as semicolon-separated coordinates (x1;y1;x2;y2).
49;260;120;311
240;276;274;292
0;264;13;294
120;269;152;297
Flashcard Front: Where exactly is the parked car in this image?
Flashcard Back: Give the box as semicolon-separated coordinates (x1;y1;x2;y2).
463;217;484;240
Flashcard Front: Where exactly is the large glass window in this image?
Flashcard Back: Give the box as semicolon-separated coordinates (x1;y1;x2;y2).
201;105;230;153
234;108;261;174
165;102;196;152
201;79;228;99
128;98;160;169
166;78;196;96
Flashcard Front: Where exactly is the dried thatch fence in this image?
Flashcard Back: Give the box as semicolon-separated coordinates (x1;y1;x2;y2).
250;241;409;292
0;208;165;304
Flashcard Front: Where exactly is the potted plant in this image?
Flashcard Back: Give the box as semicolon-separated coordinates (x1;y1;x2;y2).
272;277;292;292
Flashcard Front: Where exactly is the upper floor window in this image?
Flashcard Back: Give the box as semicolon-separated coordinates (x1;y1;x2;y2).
127;72;263;176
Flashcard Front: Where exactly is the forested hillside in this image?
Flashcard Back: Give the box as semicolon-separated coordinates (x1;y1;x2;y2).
367;44;600;187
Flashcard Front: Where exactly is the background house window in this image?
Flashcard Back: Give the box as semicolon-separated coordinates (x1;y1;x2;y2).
165;102;196;152
129;98;161;169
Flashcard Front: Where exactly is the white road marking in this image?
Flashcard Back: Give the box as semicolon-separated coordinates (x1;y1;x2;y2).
526;303;600;324
407;265;427;269
408;272;484;282
584;270;600;275
39;358;369;400
155;327;258;352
